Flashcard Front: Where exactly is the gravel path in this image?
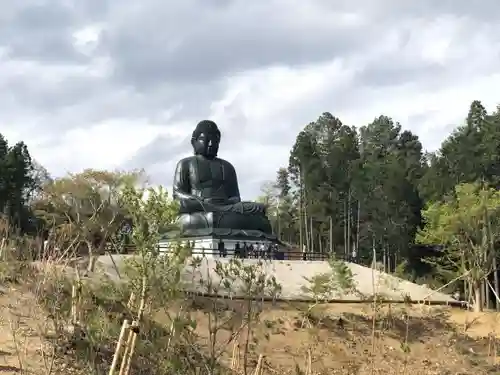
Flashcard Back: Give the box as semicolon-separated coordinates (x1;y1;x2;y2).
96;255;455;303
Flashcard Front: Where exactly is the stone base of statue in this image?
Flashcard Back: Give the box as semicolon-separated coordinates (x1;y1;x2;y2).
159;211;278;258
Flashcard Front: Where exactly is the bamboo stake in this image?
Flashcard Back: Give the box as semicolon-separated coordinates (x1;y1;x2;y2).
231;341;237;369
123;276;148;375
70;284;78;325
487;279;500;364
305;349;312;375
420;270;471;302
76;270;82;323
123;324;139;375
486;279;499;363
166;318;175;354
71;267;83;324
109;319;130;375
0;238;5;260
231;340;240;370
488;280;500;305
253;354;264;375
119;328;135;375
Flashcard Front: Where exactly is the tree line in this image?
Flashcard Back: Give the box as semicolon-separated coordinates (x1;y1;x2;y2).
258;100;500;310
0;135;148;271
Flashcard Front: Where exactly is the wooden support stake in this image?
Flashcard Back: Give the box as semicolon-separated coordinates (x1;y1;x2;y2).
123;275;148;375
305;349;312;375
109;319;130;375
231;340;240;370
70;284;78;325
253;354;264;375
118;328;135;375
0;238;5;260
123;322;139;375
74;268;82;322
487;280;500;305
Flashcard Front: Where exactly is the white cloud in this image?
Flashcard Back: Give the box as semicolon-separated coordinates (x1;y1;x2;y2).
1;1;500;199
72;24;103;54
35;121;165;174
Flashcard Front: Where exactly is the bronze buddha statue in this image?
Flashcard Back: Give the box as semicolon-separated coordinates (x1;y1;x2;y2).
172;120;273;237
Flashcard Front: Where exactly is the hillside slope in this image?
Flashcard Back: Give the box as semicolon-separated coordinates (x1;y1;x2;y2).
97;255;455;302
0;280;498;375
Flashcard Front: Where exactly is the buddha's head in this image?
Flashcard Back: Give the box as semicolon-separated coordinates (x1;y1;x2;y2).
191;120;221;159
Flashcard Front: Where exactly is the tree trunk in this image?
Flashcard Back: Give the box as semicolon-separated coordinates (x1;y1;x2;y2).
464;280;468;306
303;181;310;253
485;230;490;310
383;245;387;273
318;234;323;255
461;254;468;306
347;189;351;259
371;236;376;268
494;256;499;311
277;205;281;240
299;185;303;253
344;199;347;259
310;216;314;253
473;280;483;312
387;249;391;273
86;240;97;273
356;200;360;258
329;216;333;254
304;201;310;252
483;219;490;309
484;279;490;310
487;215;499;310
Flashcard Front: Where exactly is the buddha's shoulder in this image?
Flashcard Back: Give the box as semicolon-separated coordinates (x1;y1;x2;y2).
215;157;236;170
214;157;234;166
176;156;195;164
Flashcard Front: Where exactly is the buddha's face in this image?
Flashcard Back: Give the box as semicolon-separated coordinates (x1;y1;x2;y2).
193;129;220;159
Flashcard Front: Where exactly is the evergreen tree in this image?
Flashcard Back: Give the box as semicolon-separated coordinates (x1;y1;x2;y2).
0;134;37;231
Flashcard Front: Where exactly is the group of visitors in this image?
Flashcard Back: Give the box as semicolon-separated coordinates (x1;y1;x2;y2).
217;240;283;259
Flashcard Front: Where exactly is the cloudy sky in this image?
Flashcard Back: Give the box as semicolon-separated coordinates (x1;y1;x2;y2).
2;1;500;199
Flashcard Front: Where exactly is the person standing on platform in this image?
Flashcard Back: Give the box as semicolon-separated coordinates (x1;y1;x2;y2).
218;240;226;257
259;242;265;258
248;243;254;258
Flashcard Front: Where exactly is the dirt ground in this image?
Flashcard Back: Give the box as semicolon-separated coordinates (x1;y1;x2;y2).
169;298;500;375
0;285;56;374
0;284;499;375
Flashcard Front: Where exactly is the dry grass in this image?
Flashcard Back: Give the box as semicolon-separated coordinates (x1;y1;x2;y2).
0;257;499;375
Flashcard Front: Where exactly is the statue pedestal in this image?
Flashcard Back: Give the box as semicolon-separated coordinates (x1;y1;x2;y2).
159;237;221;258
159;210;278;258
